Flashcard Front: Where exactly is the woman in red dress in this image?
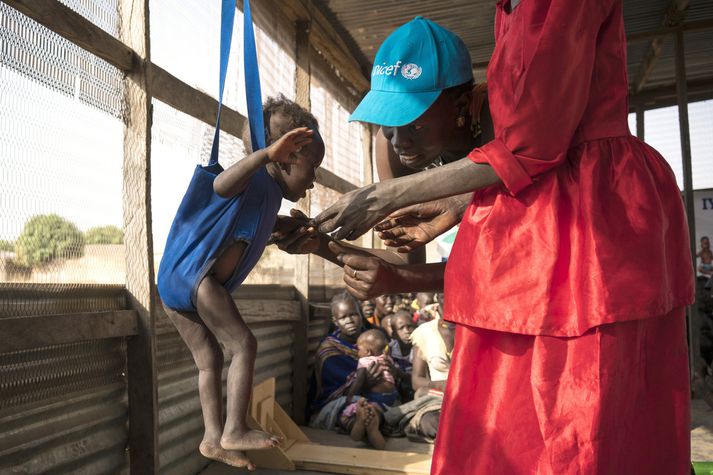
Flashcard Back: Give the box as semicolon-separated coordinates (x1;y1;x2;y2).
314;1;694;473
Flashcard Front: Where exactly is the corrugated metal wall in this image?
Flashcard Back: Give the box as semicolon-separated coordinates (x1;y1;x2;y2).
0;285;130;475
155;292;299;475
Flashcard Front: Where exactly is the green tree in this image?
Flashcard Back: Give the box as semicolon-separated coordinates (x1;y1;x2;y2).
85;225;124;245
15;214;85;267
0;240;14;252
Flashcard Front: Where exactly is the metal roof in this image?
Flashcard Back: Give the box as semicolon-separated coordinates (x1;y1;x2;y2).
313;0;713;105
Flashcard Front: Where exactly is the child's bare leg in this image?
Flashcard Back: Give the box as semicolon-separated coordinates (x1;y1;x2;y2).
162;305;255;469
365;404;386;450
195;275;281;451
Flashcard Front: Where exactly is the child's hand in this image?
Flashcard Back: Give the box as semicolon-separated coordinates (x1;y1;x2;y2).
266;127;313;164
269;209;321;254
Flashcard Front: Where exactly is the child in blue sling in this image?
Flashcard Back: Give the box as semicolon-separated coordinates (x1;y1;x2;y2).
157;96;324;469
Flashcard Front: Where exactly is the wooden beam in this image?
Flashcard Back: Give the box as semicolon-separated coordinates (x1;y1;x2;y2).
632;0;689;94
150;65;246;139
282;0;370;94
675;29;699;387
2;0;135;71
316;168;358;194
0;310;138;352
291;19;311;425
119;0;159;472
627;18;713;43
629;77;713;110
635;105;645;140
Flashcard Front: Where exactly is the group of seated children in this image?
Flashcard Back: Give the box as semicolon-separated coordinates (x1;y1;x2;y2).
309;291;454;449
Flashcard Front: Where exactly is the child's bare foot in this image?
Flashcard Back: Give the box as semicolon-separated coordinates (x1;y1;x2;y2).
365;405;386;450
199;440;256;470
221;429;282;451
350;399;368;442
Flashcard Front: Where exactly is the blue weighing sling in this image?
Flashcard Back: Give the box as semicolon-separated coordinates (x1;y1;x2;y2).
157;0;281;312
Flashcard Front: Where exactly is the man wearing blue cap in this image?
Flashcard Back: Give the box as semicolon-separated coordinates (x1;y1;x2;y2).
315;3;693;474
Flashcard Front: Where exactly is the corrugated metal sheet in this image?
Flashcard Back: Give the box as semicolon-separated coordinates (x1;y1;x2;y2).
0;280;130;475
316;0;713;97
0;340;129;474
155;299;298;475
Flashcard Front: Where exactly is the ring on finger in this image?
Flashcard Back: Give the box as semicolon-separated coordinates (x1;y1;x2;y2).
352;268;358;279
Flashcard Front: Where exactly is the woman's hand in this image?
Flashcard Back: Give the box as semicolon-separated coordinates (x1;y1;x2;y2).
270;209;321;254
265;127;313;164
375;194;471;252
313;183;395;241
329;241;400;300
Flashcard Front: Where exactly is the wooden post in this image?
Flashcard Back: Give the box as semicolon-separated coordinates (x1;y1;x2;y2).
119;0;158;472
635;105;645;140
362;124;374;248
675;29;699;386
291;19;311;425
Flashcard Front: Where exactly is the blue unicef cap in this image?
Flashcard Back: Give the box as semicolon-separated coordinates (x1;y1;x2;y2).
350;17;473;127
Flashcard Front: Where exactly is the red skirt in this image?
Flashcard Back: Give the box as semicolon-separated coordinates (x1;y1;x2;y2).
432;308;690;475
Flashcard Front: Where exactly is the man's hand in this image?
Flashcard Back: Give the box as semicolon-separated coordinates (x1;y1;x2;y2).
375;195;470;252
329;241;401;300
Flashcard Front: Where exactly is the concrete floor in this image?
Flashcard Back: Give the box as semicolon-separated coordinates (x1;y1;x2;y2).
202;400;713;474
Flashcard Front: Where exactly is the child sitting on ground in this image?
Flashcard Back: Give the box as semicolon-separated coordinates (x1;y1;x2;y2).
157;96;324;469
389;310;416;401
341;329;398;449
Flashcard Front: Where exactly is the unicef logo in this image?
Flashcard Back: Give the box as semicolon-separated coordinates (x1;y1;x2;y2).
401;63;422;80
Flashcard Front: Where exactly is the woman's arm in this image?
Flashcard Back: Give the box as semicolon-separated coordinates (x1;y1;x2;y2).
345;368;367;404
315;158;500;239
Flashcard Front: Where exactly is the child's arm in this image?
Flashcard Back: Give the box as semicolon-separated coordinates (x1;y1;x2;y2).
213;127;313;198
345;367;368;404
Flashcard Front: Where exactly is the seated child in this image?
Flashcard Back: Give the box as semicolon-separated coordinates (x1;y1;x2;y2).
341;329;398;449
389;310;416;401
157;96;324;469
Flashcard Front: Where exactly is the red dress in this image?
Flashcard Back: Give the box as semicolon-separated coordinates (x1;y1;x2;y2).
434;0;694;473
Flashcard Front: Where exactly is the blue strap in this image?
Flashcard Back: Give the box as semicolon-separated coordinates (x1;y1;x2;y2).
208;0;236;166
243;0;266;152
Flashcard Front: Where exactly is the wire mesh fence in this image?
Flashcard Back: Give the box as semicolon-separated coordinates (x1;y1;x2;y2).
0;2;125;291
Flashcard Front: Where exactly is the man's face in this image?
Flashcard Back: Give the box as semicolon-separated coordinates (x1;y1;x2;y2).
332;301;362;337
393;314;415;344
380;90;462;170
375;294;395;315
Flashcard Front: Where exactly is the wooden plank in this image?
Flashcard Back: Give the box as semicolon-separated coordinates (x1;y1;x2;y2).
0;310;138;352
150;64;246;140
2;0;135;71
635;105;645;140
629;78;713;111
675;29;700;388
287;443;432;475
291;18;312;426
234;299;301;322
119;0;159;473
316;168;358;194
627;18;713;43
274;403;310;443
246;414;296;470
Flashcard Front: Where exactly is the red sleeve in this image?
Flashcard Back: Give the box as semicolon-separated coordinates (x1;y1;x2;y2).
470;0;616;195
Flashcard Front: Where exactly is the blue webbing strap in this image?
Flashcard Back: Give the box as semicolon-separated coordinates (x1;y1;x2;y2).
208;0;236;166
243;0;266;152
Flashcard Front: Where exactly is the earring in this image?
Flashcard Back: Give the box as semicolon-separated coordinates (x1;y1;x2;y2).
456;116;466;127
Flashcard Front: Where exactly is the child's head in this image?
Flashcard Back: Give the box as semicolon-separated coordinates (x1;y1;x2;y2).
391;310;416;344
361;299;376;319
330;292;362;338
416;292;434;309
245;95;325;202
702;236;710;250
356;329;389;358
